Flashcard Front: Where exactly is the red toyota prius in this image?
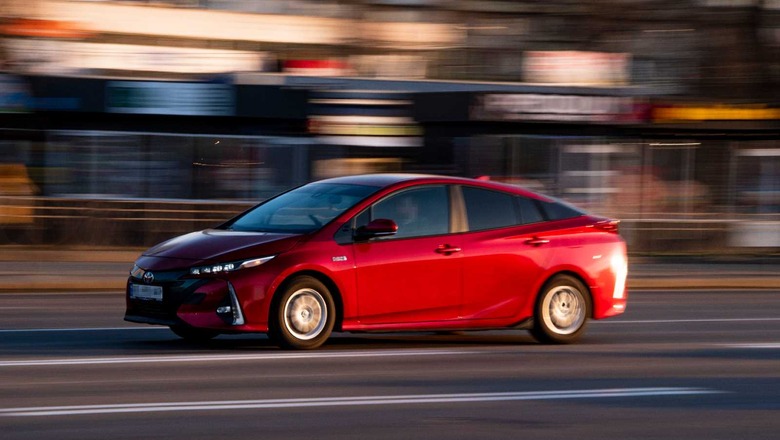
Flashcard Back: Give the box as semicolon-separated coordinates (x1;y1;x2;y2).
125;174;627;349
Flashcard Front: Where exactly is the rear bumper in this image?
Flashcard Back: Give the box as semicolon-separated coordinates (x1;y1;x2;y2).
598;298;627;319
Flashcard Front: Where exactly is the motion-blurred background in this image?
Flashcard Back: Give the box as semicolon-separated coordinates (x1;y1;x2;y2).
0;0;778;255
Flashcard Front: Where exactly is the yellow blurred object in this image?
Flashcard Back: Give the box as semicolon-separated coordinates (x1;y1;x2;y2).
0;164;37;225
653;105;780;122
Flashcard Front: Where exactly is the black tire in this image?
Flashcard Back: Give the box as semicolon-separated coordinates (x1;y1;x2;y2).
530;275;591;344
169;325;220;342
269;276;335;350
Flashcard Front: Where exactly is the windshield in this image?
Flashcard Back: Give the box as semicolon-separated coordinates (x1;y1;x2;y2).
226;182;380;233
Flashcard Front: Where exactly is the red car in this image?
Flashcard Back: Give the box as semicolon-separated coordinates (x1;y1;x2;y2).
125;174;627;349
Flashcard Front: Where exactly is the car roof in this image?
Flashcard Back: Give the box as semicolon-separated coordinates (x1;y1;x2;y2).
317;173;443;187
315;173;551;201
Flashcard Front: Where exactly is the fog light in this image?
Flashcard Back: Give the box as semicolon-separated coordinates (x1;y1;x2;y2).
215;283;245;325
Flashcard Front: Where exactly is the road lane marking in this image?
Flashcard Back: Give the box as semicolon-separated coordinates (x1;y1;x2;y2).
0;388;721;417
0;349;476;367
0;327;166;333
721;343;780;349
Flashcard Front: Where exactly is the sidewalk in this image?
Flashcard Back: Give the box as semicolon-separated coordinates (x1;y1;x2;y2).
0;248;140;292
0;247;777;292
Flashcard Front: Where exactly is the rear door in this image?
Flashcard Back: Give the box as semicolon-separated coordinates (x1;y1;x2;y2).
458;186;553;321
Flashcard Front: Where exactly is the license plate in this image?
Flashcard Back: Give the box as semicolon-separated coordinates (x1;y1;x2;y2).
130;284;163;301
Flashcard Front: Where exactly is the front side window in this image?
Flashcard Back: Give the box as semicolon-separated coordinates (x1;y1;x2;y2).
226;183;379;233
366;186;450;239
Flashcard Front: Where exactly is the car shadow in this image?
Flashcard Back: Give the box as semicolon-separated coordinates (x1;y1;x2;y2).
125;330;543;352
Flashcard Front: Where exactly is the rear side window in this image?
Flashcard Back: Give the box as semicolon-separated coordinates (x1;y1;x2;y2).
462;186;520;231
517;197;545;224
539;199;585;221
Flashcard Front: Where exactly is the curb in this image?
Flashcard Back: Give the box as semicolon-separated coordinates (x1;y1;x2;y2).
0;250;141;263
0;276;127;292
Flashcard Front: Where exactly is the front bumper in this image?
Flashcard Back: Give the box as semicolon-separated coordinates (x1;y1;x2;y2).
124;269;233;329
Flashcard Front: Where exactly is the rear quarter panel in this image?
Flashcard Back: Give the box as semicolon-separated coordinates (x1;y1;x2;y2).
541;226;627;320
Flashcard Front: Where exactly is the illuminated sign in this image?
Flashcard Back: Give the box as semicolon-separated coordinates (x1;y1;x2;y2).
5;39;269;75
0;74;31;113
472;94;636;123
309;115;423;147
523;51;631;86
652;105;780;122
0;18;92;39
106;81;234;116
15;0;463;48
308;117;422;136
283;60;352;77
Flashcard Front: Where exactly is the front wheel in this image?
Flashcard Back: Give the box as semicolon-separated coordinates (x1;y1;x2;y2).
269;276;335;350
530;275;590;344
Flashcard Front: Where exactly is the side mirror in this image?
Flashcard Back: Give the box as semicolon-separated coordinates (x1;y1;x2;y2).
355;218;398;240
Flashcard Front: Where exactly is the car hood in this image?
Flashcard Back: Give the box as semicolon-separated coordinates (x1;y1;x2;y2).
141;229;303;264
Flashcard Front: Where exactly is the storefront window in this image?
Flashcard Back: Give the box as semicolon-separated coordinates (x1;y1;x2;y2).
45;133;144;197
733;145;780;214
43;132;307;200
642;142;708;216
558;142;640;216
455;135;558;193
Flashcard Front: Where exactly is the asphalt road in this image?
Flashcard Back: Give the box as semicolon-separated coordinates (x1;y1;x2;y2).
1;289;779;440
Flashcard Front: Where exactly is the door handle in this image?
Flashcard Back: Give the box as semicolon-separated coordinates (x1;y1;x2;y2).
435;244;462;255
525;237;550;246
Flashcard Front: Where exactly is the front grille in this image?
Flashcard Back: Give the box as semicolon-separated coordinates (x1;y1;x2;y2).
126;271;208;324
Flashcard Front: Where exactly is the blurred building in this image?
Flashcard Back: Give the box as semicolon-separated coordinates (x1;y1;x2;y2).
0;0;778;251
2;1;777;93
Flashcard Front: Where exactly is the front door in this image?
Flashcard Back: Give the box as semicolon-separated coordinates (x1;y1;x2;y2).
352;185;462;325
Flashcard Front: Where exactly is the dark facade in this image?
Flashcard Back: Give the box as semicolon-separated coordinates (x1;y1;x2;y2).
1;73;778;251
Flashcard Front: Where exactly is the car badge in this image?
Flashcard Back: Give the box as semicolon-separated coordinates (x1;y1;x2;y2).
143;271;155;284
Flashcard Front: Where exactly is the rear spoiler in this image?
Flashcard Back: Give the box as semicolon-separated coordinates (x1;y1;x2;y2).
590;219;620;233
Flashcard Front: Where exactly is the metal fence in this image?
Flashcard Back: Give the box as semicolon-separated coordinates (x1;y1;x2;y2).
1;131;778;254
1;195;777;255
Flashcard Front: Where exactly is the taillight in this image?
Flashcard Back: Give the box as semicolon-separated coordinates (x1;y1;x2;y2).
611;252;628;299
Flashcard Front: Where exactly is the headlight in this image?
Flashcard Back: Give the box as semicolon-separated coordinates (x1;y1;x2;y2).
189;256;275;276
130;264;145;278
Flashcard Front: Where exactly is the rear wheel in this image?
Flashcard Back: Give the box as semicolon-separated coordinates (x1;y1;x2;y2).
169;325;219;342
269;276;335;350
531;275;590;344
